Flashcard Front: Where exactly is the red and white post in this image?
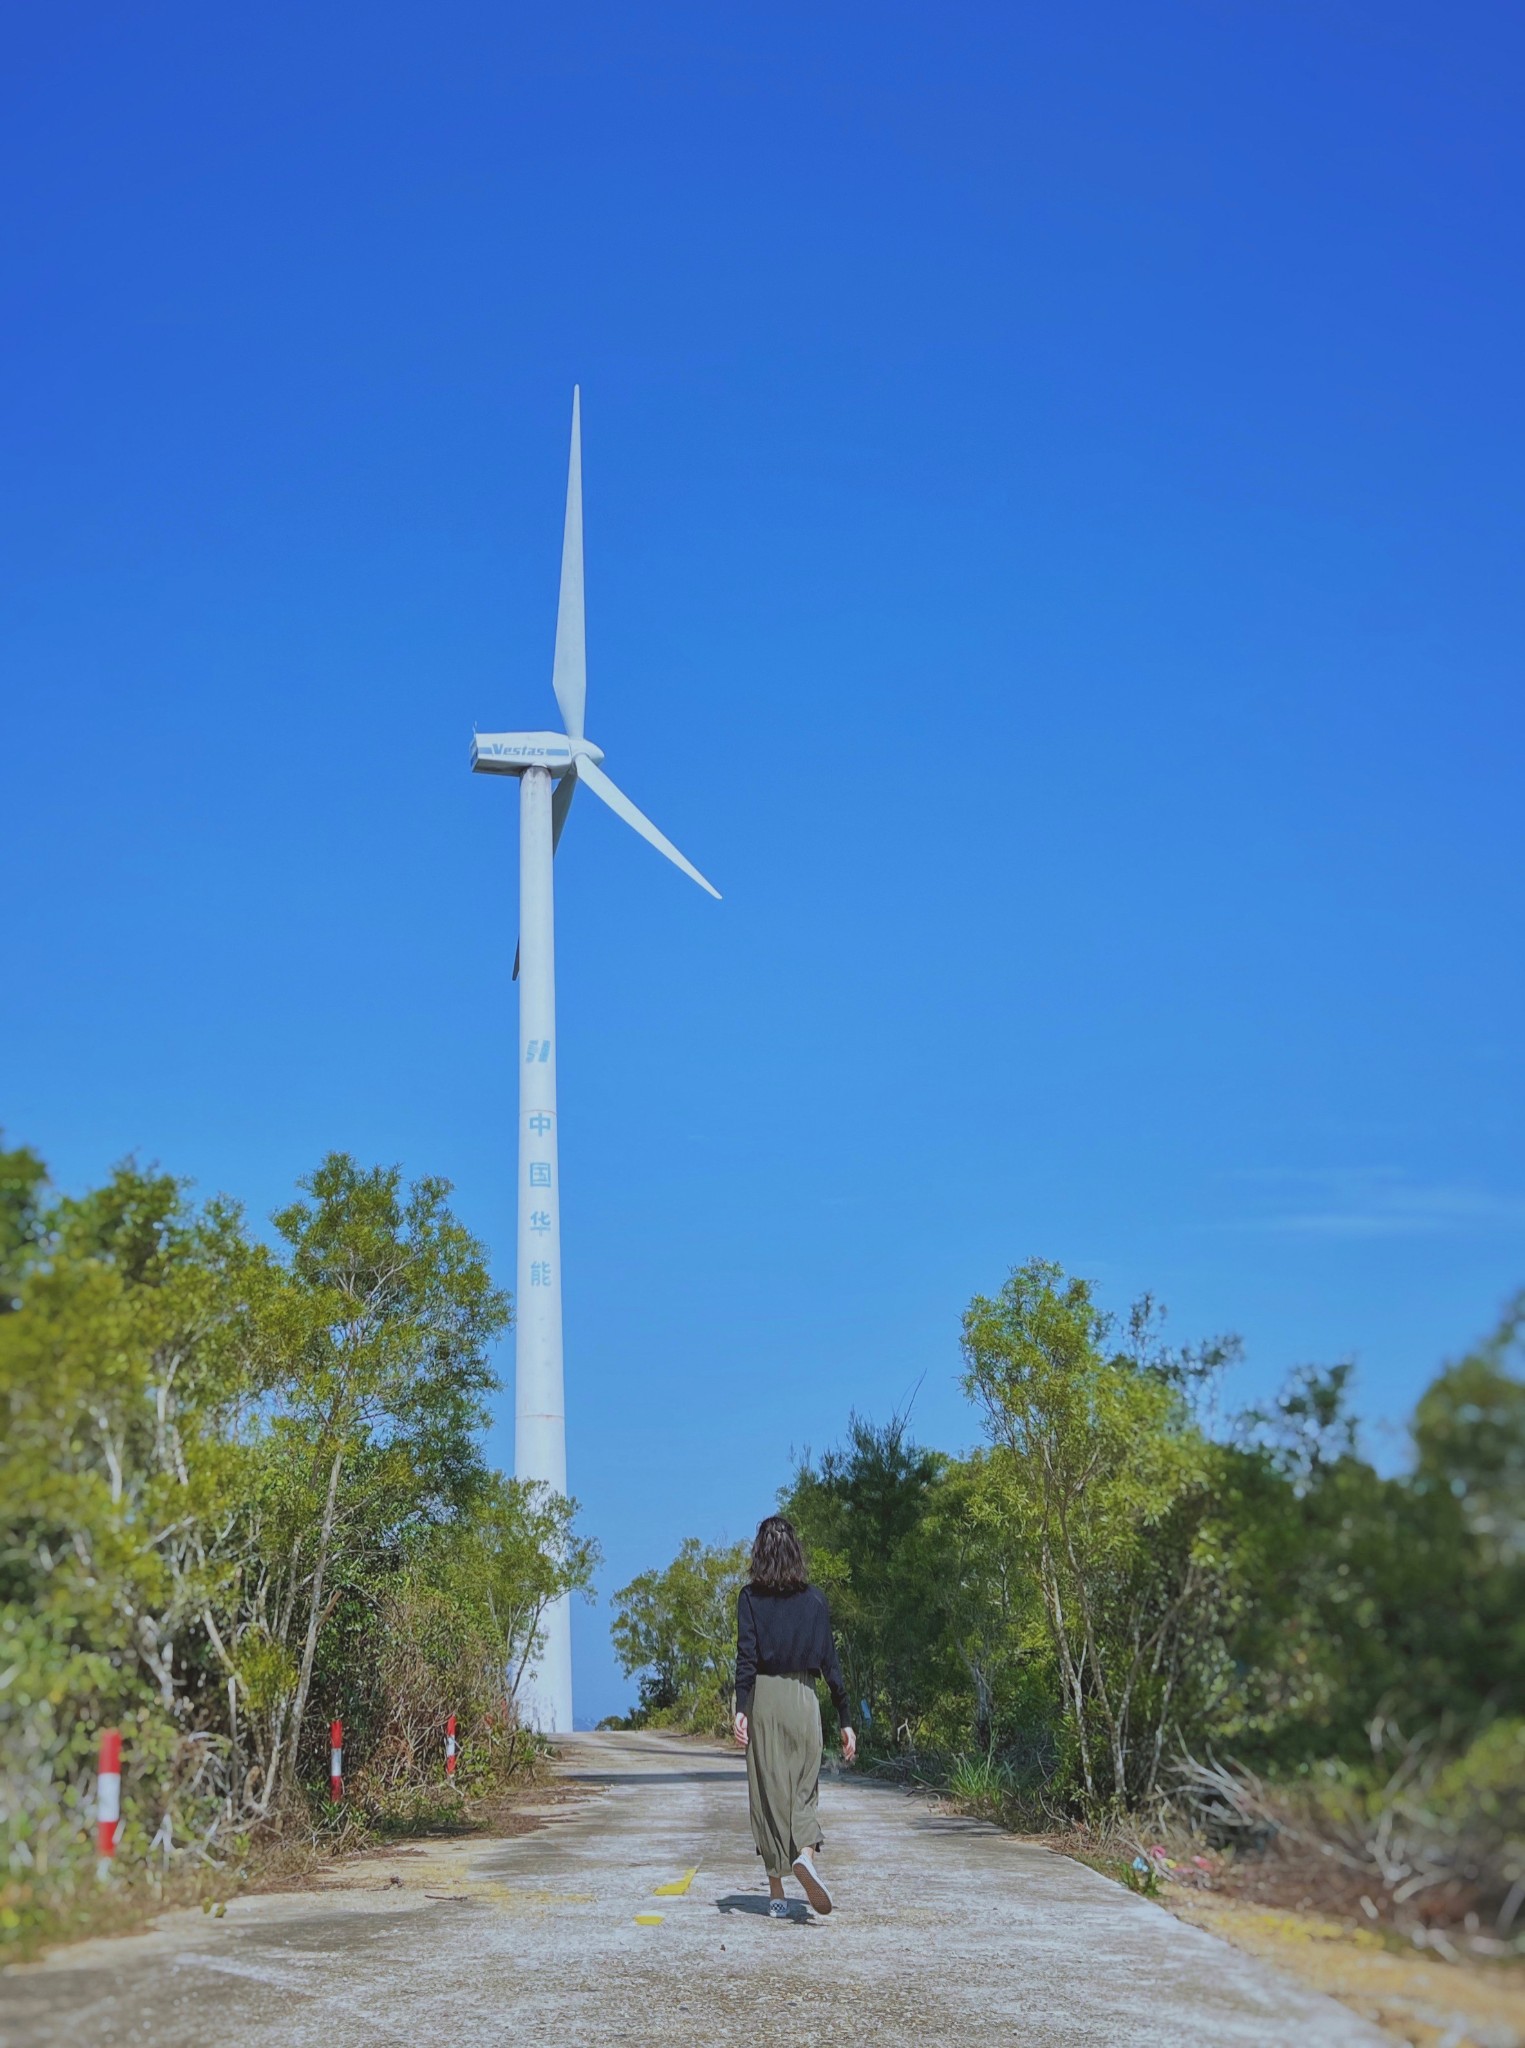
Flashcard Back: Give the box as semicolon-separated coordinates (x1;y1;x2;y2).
445;1714;458;1780
329;1719;343;1802
96;1728;122;1875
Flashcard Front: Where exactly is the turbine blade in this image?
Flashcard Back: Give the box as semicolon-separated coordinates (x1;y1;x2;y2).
550;387;586;740
575;757;720;899
552;766;577;851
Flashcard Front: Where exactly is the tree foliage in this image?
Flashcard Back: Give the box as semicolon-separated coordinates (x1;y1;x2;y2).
782;1414;961;1743
616;1258;1525;1837
0;1138;598;1949
609;1538;750;1731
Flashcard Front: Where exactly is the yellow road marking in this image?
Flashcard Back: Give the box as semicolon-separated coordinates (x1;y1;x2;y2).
653;1866;699;1897
634;1912;664;1925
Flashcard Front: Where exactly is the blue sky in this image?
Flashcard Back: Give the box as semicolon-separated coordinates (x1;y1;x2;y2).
3;2;1522;1723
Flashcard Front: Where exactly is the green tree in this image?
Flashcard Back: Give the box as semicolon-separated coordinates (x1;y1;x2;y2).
1414;1294;1525;1567
961;1259;1223;1801
0;1160;269;1711
611;1538;750;1730
429;1473;601;1702
927;1451;1051;1762
0;1133;48;1313
2;1138;599;1951
248;1154;511;1801
0;1157;273;1919
1215;1317;1525;1768
783;1413;960;1744
317;1475;599;1797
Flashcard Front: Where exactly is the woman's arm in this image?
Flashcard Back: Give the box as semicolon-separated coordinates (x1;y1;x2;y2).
815;1592;854;1737
733;1586;757;1722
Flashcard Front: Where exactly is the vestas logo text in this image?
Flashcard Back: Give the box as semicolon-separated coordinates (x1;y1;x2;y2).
477;743;571;759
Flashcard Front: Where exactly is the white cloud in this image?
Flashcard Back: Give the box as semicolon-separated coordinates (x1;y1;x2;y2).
1222;1167;1525;1239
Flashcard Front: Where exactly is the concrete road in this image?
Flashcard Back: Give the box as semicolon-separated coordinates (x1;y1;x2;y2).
3;1731;1385;2047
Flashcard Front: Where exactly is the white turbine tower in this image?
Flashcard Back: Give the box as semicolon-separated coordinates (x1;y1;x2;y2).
471;388;720;1733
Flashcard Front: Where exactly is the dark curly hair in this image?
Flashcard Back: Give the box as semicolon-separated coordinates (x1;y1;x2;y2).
749;1514;809;1596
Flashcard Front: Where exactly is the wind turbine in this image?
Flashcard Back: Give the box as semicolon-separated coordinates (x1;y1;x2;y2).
471;388;720;1733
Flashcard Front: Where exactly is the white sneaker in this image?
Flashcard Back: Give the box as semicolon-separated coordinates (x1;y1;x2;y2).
767;1898;790;1919
791;1849;833;1915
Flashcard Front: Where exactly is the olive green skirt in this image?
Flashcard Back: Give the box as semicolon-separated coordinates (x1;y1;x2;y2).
746;1671;823;1877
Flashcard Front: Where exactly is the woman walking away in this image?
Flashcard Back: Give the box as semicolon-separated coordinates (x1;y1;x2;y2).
733;1515;856;1918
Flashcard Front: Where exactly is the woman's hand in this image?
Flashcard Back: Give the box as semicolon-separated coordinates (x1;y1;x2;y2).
734;1711;749;1750
840;1725;857;1765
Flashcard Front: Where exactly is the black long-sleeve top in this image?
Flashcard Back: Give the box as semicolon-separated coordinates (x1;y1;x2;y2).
734;1583;851;1725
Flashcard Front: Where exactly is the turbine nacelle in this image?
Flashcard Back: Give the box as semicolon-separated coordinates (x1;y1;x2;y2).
470;731;604;777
